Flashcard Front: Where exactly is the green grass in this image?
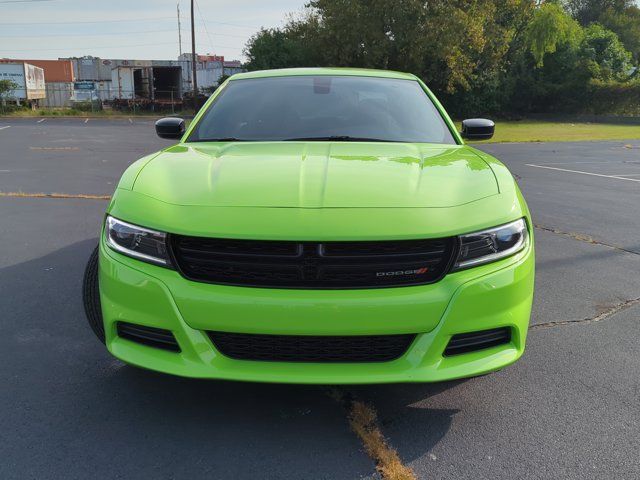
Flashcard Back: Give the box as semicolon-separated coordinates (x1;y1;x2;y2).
466;120;640;143
2;110;639;143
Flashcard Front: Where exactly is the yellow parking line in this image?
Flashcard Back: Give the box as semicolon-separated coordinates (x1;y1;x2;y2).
327;388;416;480
29;146;80;151
0;192;111;200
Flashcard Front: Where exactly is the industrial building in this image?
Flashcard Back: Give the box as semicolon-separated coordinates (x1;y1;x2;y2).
62;57;184;105
1;54;244;109
64;55;243;108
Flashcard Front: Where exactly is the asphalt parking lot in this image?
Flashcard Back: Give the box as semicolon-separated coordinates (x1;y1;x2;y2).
1;117;639;479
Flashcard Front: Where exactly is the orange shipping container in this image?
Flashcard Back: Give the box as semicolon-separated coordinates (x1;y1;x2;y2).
0;59;74;82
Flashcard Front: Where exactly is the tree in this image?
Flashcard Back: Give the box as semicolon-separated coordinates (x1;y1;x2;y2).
244;14;325;71
563;0;640;61
245;0;538;99
579;23;632;80
0;79;18;104
244;29;304;70
598;5;640;61
524;2;582;67
242;0;640;116
563;0;634;25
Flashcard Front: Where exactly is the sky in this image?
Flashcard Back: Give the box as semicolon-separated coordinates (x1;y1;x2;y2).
0;0;306;61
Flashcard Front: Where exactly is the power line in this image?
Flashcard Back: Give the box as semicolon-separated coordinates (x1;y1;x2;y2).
0;42;179;52
0;0;54;3
195;0;216;53
0;17;175;25
0;41;244;52
0;17;259;29
0;29;249;39
0;29;178;38
201;19;260;29
198;31;248;39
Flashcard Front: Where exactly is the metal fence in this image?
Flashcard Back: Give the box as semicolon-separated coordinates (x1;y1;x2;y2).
1;84;207;115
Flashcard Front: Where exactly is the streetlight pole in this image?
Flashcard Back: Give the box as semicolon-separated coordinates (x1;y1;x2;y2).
190;0;198;112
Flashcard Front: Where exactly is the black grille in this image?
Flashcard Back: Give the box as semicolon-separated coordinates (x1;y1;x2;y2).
117;322;180;352
169;236;457;289
444;327;511;356
207;331;416;363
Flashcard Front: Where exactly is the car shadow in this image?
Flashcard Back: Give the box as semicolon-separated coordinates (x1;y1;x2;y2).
1;239;460;479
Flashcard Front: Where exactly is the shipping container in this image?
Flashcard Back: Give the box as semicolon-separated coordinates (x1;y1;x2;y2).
180;57;245;93
0;62;46;102
0;59;74;82
111;66;138;99
73;57;111;81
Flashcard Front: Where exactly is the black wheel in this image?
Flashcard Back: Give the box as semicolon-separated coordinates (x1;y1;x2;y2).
83;246;105;343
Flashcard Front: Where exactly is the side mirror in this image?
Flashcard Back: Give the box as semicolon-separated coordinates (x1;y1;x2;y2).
461;118;495;141
155;117;185;139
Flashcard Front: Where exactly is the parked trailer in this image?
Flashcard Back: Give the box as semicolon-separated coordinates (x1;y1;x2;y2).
111;65;182;108
111;66;182;103
0;62;46;105
0;59;74;83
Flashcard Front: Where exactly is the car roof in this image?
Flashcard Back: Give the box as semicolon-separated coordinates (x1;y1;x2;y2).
229;67;418;81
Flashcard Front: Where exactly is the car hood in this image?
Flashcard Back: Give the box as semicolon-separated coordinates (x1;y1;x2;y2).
132;142;498;208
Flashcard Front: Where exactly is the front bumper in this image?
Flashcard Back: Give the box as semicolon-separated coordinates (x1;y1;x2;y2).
98;238;534;384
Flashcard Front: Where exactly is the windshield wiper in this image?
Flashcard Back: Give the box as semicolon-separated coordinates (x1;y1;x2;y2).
283;136;394;142
191;137;250;142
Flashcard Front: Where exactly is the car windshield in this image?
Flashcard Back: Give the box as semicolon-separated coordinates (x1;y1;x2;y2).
188;75;457;144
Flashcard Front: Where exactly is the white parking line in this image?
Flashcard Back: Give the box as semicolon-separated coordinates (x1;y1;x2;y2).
0;126;11;131
526;164;640;183
37;118;46;123
534;161;622;165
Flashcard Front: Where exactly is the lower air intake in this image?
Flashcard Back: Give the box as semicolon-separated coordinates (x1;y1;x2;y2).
117;322;180;352
444;327;511;356
207;331;416;363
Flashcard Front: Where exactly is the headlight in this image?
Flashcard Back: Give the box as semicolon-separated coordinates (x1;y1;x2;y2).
453;218;528;271
105;216;171;267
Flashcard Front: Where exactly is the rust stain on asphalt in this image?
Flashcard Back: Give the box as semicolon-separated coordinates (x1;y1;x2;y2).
327;387;416;480
0;191;111;200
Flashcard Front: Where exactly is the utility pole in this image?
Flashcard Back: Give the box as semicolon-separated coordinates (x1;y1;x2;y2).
190;0;198;112
177;2;183;57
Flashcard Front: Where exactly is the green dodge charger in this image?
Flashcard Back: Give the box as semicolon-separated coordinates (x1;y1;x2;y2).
83;68;534;383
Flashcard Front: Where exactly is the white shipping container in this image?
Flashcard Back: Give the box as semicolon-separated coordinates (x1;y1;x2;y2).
111;66;135;99
0;63;46;100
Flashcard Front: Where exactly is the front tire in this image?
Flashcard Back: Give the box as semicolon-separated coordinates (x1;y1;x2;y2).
83;246;105;343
